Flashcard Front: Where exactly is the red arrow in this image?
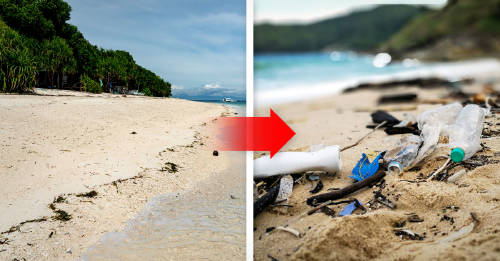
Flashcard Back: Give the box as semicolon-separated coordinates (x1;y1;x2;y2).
215;109;295;158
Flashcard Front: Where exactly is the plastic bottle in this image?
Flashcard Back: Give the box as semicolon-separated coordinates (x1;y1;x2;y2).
254;145;341;178
384;135;422;174
448;104;485;162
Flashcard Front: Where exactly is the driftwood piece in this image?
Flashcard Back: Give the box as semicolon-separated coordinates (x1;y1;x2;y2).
307;170;386;206
254;185;280;217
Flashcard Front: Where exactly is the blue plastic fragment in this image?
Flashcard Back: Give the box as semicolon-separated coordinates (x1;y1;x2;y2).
349;152;384;181
339;200;363;216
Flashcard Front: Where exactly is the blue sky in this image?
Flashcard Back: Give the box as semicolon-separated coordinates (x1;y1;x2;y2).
66;0;246;100
255;0;446;24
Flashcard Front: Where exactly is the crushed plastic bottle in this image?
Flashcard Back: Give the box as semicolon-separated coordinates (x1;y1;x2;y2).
384;135;422;175
448;104;485;162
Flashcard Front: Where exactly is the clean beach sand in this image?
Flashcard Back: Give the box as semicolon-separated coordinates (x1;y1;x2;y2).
0;90;244;260
254;78;500;260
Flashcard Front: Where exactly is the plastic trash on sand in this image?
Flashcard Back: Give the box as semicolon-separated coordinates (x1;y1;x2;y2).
394;113;417;128
414;103;463;164
276;175;294;202
417;102;463;131
339;200;363;216
254;145;341;178
448;104;485;162
350;152;384;181
384;135;422;174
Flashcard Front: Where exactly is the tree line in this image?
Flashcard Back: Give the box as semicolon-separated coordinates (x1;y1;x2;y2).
0;0;171;97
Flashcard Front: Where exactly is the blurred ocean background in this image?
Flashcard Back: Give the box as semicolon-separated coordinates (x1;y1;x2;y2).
254;52;500;106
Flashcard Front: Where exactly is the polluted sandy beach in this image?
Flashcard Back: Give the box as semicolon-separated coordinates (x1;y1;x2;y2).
0;89;245;260
254;74;500;260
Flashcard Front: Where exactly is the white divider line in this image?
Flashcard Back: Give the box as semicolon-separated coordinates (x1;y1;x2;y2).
246;0;254;260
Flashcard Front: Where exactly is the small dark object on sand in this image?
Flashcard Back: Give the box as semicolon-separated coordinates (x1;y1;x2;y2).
268;254;279;261
52;210;72;221
319;206;336;217
394;229;425;240
76;190;98;198
48;231;54;238
254;185;280;217
374;191;396;209
440;215;455;225
384;124;420;135
408;214;424;223
161;162;178;173
53;195;66;203
130;131;137;134
213;150;219;156
309;180;323;194
378;93;417;104
265;227;276;233
307;170;386;206
371;110;400;126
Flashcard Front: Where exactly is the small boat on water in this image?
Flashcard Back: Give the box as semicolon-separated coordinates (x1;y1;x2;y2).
222;97;236;103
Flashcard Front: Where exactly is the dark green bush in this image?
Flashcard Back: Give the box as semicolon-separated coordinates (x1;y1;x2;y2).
142;87;152;96
80;75;101;93
0;19;37;93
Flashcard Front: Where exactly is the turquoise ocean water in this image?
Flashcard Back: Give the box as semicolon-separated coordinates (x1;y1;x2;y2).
197;100;246;116
255;52;413;90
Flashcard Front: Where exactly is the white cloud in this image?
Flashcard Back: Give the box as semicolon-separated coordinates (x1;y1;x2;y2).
171;84;184;90
204;83;221;89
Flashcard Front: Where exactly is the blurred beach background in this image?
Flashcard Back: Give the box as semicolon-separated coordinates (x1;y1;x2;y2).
254;0;500;107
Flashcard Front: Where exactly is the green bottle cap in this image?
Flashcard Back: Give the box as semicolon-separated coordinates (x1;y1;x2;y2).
450;148;465;162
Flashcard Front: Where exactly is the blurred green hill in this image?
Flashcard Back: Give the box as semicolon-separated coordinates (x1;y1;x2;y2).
384;0;500;60
254;5;428;53
255;1;500;60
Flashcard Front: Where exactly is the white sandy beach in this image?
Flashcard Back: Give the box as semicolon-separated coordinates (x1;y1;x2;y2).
0;90;244;260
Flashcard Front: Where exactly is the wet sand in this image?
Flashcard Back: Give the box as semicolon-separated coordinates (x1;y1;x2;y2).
82;152;245;260
254;78;500;260
0;90;243;260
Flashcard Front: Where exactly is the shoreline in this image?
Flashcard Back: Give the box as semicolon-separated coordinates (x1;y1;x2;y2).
255;58;500;107
0;91;236;260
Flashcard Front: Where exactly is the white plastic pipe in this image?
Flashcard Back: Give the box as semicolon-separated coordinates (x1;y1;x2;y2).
254;145;341;178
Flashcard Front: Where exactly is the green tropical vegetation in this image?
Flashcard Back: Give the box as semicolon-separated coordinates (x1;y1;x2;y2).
0;0;171;96
384;0;500;60
254;5;428;53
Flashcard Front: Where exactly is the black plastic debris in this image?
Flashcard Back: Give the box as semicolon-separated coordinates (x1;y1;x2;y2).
319;206;336;217
394;229;425;240
368;111;420;135
309;180;324;194
371;110;400;126
384;124;420;135
213;150;219;156
254;185;280;217
265;227;276;233
378;93;417;104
